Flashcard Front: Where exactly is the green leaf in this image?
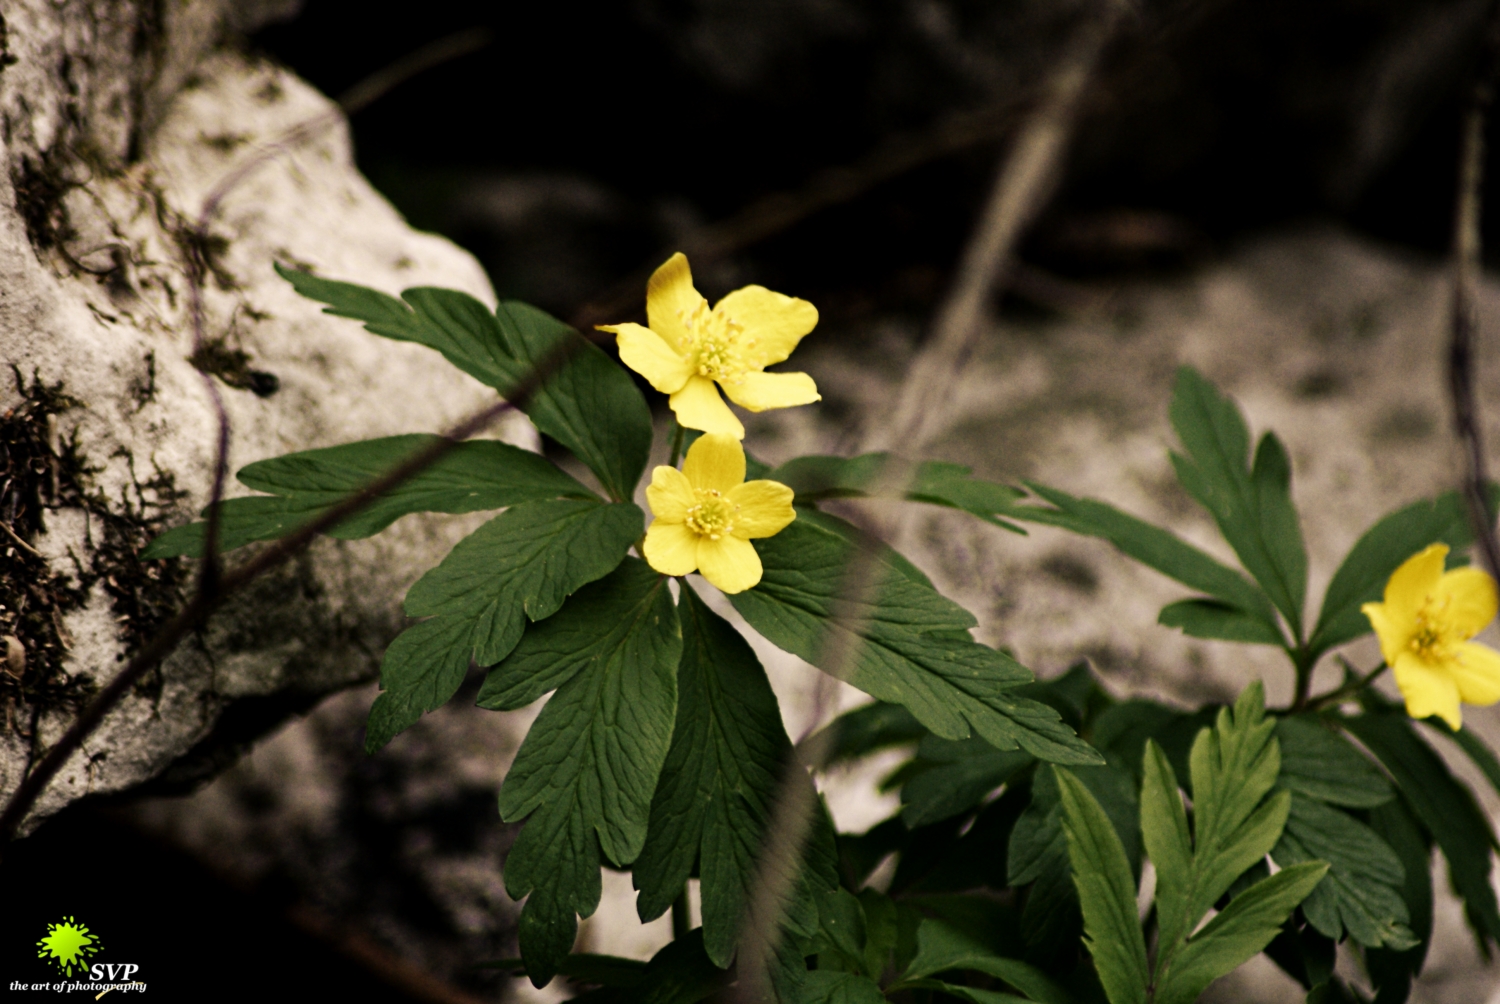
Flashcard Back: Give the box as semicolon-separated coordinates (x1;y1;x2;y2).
806;701;928;765
1184;684;1289;924
1158;599;1286;645
1365;796;1434;1002
1424;719;1500;802
1155;862;1329;1004
1146;685;1301;998
1271;795;1414;949
900;738;1032;827
1342;713;1500;948
1140;740;1193;958
407;499;641;663
1010;481;1281;639
1167;367;1307;637
893;918;1070;1004
633;584;836;968
566;930;730;1004
489;559;681;984
275;265;653;501
769;452;1027;532
142;435;592;557
793;971;885;1004
363;499;642;751
1055;766;1149;1004
1275;715;1393;808
1308;490;1491;657
729;520;1100;765
892;981;1032;1004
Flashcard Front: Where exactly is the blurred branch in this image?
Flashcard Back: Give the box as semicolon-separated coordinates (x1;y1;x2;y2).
1449;0;1500;581
726;4;1130;999
0;26;534;847
876;1;1130;455
570;96;1034;331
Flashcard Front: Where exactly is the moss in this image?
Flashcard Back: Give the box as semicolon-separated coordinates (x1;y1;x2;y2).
0;369;193;738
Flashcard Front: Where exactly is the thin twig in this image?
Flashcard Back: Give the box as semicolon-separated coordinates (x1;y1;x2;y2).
0;328;582;846
187;27;493;605
1449;0;1500;582
0;521;42;559
876;2;1128;456
725;4;1128;997
569;97;1033;331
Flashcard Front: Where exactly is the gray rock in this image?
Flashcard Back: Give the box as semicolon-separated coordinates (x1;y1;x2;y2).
0;4;535;834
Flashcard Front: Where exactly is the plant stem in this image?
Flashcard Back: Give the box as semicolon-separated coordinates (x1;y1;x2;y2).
668;420;686;468
1289;647;1315;711
1305;661;1389;712
672;889;692;941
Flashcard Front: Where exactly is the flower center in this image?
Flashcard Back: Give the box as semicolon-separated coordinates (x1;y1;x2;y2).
679;302;753;384
1409;597;1457;661
685;488;738;540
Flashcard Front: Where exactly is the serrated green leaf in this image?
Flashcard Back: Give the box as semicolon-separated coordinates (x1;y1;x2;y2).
807;701;928;765
793;970;885;1004
406;499;641;663
1168;367;1307;637
892;918;1070;1004
1424;719;1500;802
1158;598;1286;645
1055;766;1149;1004
729;520;1099;765
1271;795;1414;949
633;585;835;968
1186;684;1288;923
899;739;1032;828
143;435;592;557
893;981;1032;1004
1155;862;1328;1004
1140;740;1192;957
1342;713;1500;948
1275;715;1393;808
364;615;472;752
362;499;641;751
1308;489;1494;657
275;265;652;501
769;452;1027;532
1365;796;1434;1001
1010;481;1282;640
815;888;869;975
566;930;730;1004
491;559;681;983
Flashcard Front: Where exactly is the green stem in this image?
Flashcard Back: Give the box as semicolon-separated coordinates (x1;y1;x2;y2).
1305;661;1389;712
671;888;692;941
1289;646;1315;711
667;420;686;468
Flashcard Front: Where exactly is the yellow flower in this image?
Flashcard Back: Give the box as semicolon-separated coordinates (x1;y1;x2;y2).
643;433;795;594
598;253;820;439
1361;543;1500;729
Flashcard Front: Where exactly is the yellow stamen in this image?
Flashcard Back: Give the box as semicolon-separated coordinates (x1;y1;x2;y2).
684;488;739;541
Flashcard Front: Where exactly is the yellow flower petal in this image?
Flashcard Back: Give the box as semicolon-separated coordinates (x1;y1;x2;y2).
670;375;744;438
644;520;700;577
713;285;818;368
1393;650;1463;730
721;370;820;412
1384;544;1448;620
696;534;762;594
605;322;693;394
1361;601;1405;667
646;253;705;351
1452;641;1500;706
1434;567;1499;641
646;465;696;522
727;480;796;538
682;433;745;494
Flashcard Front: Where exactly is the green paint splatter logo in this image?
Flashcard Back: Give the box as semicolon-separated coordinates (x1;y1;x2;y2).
36;916;101;977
